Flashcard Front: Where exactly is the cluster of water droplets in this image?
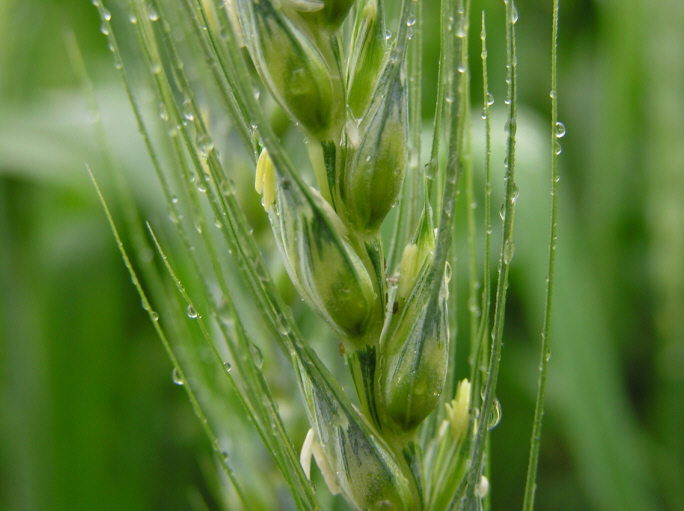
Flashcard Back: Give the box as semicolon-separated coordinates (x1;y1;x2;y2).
406;13;416;40
481;93;495;119
554;120;566;155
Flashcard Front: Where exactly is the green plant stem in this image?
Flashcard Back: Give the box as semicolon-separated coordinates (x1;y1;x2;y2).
477;13;493;511
406;0;422;238
522;0;560;509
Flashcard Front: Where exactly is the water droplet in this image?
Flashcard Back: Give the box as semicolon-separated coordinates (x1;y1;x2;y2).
555;141;562;155
549;89;557;99
504;96;511;105
503;240;515;264
129;14;138;24
499;203;506;220
150;311;159;322
100;22;110;35
151;62;162;75
159;102;168;121
223;361;232;372
220;179;236;196
487;398;502;429
182;99;194;121
250;343;264;368
186;305;199;319
276;314;291;336
511;185;519;203
481;108;487;119
555;121;566;138
455;21;466;38
148;5;159;21
457;63;466;73
172;367;184;385
196;133;214;157
406;14;416;26
487;93;495;106
510;5;519;24
384;29;392;40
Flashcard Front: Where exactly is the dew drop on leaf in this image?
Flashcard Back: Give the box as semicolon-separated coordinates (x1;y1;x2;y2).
555;121;566;138
172;367;184;385
250;343;264;368
487;397;502;430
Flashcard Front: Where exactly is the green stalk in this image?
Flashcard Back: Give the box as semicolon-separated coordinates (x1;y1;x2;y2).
406;0;423;238
522;0;560;508
471;11;493;407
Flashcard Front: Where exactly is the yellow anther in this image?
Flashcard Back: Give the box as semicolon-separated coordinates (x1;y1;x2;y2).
363;0;377;20
300;428;341;495
445;379;471;440
398;243;418;300
255;148;276;212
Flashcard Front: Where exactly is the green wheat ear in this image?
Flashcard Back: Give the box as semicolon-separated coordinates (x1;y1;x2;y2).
95;0;562;507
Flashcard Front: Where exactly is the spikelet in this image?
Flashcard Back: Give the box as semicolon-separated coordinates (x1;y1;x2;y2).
379;208;450;432
236;0;342;138
256;149;382;344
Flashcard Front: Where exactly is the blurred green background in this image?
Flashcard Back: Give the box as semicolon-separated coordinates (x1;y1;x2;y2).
1;0;682;510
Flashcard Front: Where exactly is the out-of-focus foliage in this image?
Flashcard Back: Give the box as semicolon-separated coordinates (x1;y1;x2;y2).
1;0;682;510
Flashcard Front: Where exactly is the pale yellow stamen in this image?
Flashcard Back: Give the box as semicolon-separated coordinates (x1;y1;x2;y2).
445;379;471;440
222;0;246;48
363;0;378;20
256;148;276;212
300;428;341;495
398;243;418;299
477;475;490;498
